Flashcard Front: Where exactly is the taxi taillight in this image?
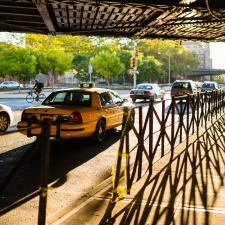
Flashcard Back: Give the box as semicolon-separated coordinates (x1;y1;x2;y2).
130;90;134;94
68;111;82;122
21;110;28;120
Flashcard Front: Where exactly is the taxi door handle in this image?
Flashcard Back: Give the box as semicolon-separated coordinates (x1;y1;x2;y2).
105;109;108;112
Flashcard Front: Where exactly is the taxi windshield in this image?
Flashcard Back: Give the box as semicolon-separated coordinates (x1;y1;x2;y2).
43;91;91;106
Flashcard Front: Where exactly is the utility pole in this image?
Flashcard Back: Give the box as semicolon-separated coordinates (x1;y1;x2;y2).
133;41;137;87
88;62;93;83
168;54;170;84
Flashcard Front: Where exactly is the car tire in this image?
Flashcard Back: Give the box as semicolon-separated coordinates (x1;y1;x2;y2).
132;98;136;102
92;119;106;143
0;113;9;132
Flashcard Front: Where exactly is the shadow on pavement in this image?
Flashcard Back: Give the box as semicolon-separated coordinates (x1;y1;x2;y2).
96;116;225;225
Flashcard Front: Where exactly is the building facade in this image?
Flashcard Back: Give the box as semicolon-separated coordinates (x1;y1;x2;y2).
183;41;212;69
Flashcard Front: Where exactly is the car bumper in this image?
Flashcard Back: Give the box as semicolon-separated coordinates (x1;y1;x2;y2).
130;94;153;99
17;121;97;139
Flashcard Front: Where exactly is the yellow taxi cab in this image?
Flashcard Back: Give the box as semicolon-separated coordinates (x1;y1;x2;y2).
17;83;135;142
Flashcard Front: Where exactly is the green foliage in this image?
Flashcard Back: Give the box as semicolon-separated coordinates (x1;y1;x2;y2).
37;48;73;75
71;54;98;82
90;51;125;85
0;46;37;83
0;34;203;86
137;56;165;83
212;75;224;82
116;50;132;70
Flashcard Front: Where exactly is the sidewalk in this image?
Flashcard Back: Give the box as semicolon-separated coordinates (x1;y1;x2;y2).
46;115;225;225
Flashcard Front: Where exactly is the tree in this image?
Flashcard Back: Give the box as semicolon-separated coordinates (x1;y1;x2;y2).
71;54;98;82
90;51;125;86
0;46;37;92
26;34;97;55
36;48;73;90
138;56;165;83
116;50;134;84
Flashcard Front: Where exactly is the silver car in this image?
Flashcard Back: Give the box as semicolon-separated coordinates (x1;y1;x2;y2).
0;104;13;131
130;83;165;102
0;81;23;89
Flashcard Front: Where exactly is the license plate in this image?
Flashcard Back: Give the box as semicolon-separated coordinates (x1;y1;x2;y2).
179;92;183;95
136;92;142;95
42;115;53;121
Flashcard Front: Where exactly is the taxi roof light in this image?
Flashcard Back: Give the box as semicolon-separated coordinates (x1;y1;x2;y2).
78;83;95;88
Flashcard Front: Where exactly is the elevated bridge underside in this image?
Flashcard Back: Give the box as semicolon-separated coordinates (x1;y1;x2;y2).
1;0;225;42
187;68;225;76
185;68;225;81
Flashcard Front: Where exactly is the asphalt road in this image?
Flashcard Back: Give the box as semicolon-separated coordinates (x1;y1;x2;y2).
0;90;171;131
0;101;154;224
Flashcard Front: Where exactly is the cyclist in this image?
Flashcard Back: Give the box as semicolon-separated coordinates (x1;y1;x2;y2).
32;79;43;101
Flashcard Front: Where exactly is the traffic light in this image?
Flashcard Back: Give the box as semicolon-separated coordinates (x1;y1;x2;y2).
175;40;179;48
179;40;182;48
135;49;139;57
130;57;135;68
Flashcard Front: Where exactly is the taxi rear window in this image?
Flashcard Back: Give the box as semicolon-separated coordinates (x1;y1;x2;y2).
43;91;91;106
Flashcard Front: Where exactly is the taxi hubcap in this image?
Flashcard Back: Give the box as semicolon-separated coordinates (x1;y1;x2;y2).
0;116;7;130
98;125;103;136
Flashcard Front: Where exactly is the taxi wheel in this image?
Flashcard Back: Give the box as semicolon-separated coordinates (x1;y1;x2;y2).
0;113;9;132
93;119;106;143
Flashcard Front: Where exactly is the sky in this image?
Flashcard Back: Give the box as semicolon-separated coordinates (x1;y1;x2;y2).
210;42;225;69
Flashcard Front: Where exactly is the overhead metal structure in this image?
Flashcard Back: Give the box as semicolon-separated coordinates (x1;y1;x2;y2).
0;0;225;42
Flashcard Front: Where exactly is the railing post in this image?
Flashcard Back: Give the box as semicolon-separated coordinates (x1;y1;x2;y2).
186;94;190;145
137;106;143;179
205;91;208;127
192;95;195;134
196;92;200;139
111;107;128;202
125;109;131;194
171;96;175;158
161;100;165;157
38;118;51;225
149;100;153;173
179;98;183;143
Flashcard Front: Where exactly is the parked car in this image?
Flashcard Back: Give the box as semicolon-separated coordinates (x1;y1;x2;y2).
200;81;220;92
129;83;165;102
0;104;13;132
17;83;135;142
170;80;198;97
0;81;23;89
